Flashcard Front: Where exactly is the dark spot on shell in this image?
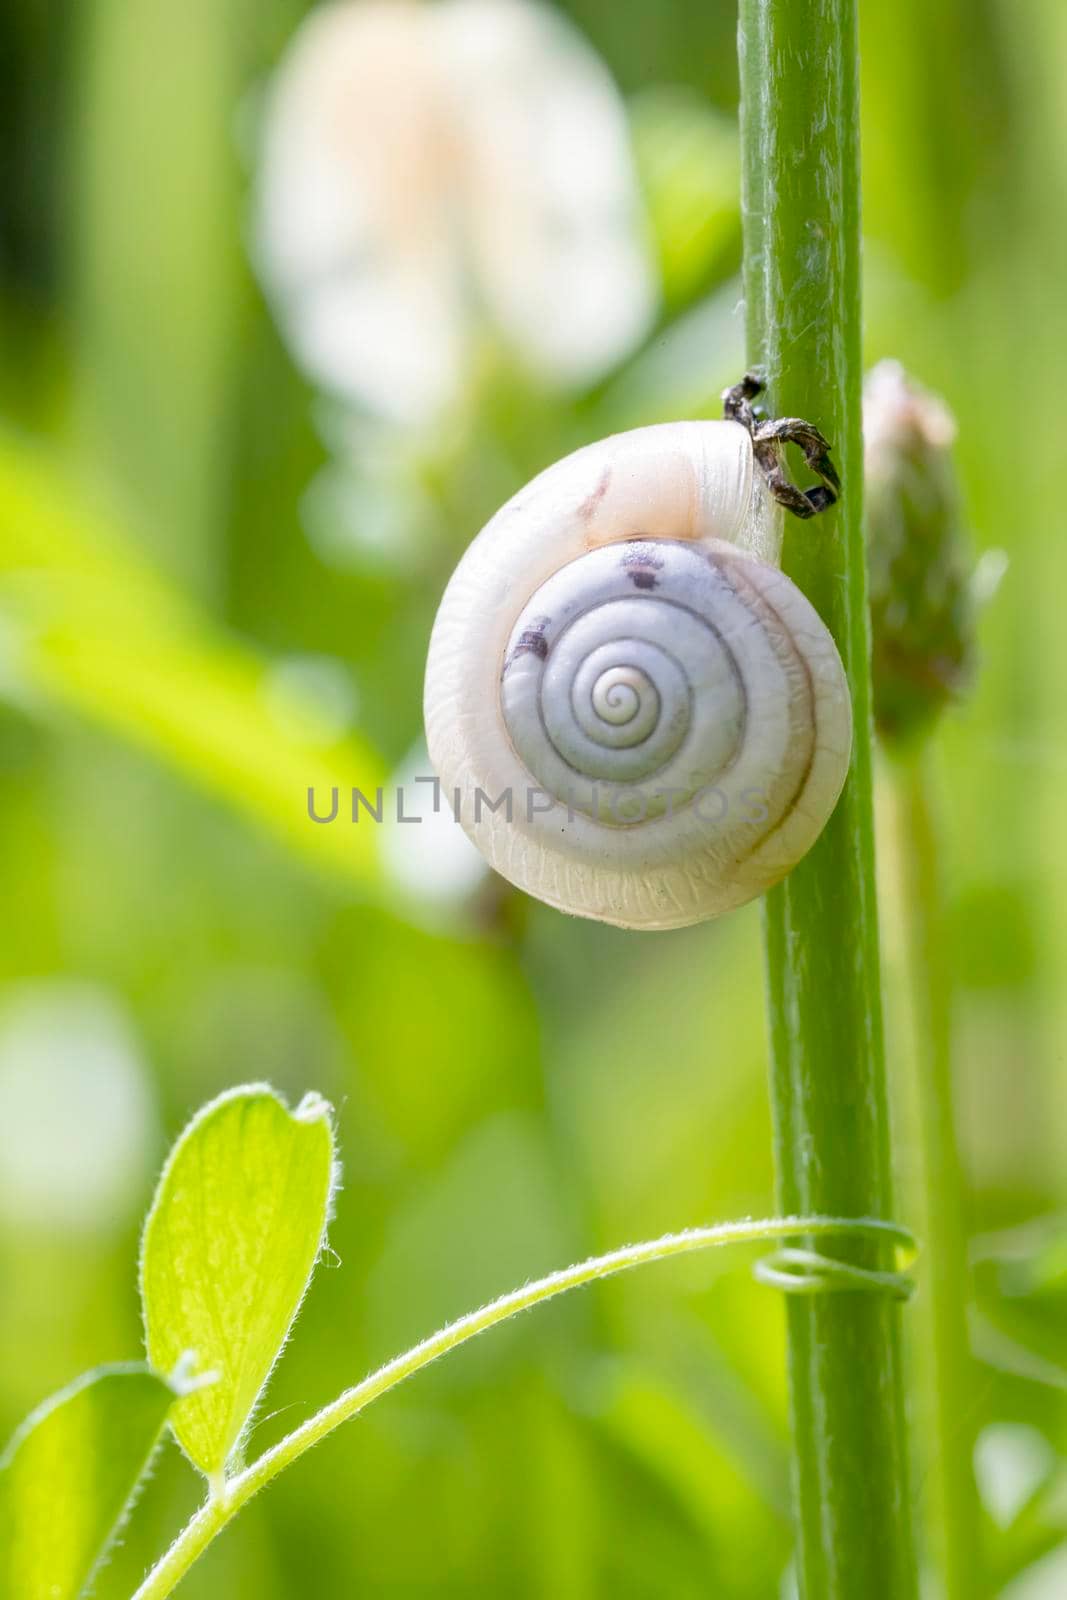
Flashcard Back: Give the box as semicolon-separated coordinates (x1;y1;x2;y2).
577;467;611;523
503;619;550;673
620;545;665;591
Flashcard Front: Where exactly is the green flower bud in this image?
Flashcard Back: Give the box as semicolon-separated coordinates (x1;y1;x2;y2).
864;361;975;745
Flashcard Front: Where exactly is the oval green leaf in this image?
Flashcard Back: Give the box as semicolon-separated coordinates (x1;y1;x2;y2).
0;1363;174;1600
140;1084;336;1479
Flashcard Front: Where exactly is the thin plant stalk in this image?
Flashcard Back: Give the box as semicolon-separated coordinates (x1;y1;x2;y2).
131;1215;909;1600
737;2;918;1595
893;746;985;1599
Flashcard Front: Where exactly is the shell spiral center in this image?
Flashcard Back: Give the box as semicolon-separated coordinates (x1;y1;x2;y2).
501;540;748;826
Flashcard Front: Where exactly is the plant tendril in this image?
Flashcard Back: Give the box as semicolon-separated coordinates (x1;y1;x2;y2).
755;1220;916;1300
132;1213;916;1600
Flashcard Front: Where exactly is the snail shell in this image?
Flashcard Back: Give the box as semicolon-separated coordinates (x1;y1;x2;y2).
424;420;852;930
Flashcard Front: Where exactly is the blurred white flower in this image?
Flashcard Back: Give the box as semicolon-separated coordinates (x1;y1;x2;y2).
974;1422;1057;1528
253;0;656;426
1001;1546;1067;1600
264;653;359;744
301;450;438;573
0;982;155;1232
379;740;489;917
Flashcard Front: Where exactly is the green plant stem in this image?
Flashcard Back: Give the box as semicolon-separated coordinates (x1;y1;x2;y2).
737;3;918;1596
131;1215;910;1600
893;746;985;1599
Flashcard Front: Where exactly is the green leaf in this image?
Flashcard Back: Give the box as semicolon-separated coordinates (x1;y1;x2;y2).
629;85;740;306
140;1084;336;1480
0;431;385;893
0;1362;174;1600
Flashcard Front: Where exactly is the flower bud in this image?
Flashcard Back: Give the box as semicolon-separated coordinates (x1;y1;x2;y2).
864;361;975;744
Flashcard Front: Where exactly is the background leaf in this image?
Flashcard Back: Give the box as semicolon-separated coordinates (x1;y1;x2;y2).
140;1084;336;1480
0;433;385;895
0;1362;173;1600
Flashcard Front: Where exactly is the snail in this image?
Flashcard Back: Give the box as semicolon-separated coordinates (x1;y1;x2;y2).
424;376;852;930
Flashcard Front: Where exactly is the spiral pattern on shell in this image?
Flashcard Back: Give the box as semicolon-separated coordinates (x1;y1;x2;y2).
502;540;753;826
424;421;852;929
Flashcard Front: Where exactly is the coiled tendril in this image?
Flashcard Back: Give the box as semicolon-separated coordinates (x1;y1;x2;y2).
755;1217;916;1300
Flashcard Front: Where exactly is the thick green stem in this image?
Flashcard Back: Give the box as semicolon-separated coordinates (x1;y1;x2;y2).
894;749;985;1600
738;3;918;1596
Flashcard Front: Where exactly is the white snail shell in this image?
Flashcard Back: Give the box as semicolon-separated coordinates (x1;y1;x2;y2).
424;420;852;930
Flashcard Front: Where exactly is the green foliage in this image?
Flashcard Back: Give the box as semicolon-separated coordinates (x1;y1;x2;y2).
630;86;740;306
0;1080;911;1600
140;1085;336;1480
0;1364;173;1599
1;0;1066;1596
0;433;385;893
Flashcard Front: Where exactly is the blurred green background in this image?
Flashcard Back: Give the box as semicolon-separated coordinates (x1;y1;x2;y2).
1;0;1065;1594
